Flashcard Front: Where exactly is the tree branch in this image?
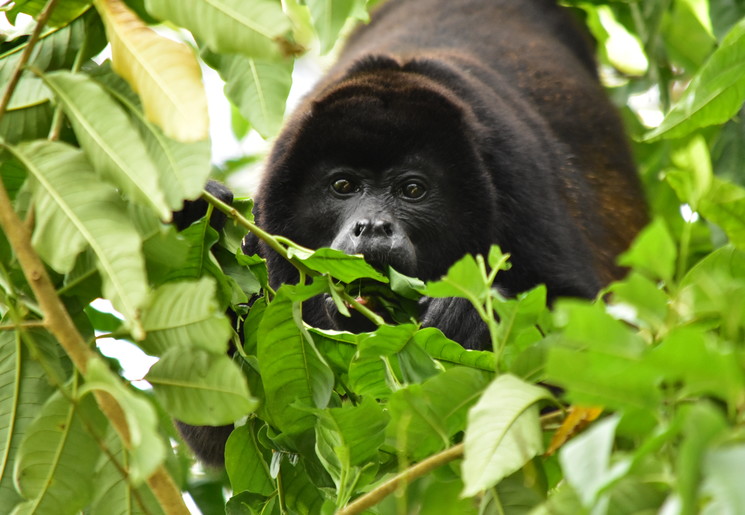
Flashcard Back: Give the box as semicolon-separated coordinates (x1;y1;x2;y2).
0;2;189;512
337;443;465;515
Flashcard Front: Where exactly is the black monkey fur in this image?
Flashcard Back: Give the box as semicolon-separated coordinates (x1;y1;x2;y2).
181;0;648;465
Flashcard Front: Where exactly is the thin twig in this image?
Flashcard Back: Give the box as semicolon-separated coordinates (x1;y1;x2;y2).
202;188;386;326
337;443;465;515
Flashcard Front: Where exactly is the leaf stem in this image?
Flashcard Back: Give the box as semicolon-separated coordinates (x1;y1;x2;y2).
202;188;386;327
337;443;465;515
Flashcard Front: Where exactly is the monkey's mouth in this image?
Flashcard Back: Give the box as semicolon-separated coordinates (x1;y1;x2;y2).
322;280;420;333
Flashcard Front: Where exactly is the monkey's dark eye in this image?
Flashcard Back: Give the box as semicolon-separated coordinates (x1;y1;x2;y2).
401;182;426;199
331;178;358;195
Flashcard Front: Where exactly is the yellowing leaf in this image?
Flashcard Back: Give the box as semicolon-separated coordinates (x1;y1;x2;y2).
94;0;209;142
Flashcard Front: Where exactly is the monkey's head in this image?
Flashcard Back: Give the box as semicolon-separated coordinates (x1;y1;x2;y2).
254;67;499;330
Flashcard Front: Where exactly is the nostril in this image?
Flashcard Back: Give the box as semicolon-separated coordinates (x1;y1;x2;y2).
354;220;369;237
375;220;393;237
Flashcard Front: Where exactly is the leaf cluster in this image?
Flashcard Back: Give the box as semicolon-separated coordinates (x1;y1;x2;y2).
1;0;745;514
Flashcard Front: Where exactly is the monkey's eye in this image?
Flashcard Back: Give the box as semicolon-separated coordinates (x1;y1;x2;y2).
331;178;358;195
401;182;426;200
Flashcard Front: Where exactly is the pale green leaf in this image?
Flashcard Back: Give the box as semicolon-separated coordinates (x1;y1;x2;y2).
7;140;148;339
90;427;164;515
139;278;232;356
14;392;106;514
461;374;550;496
94;66;212;210
645;17;745;140
95;0;210;142
146;347;257;426
0;332;61;513
145;0;292;60
559;415;621;508
83;359;166;484
42;71;170;220
209;51;293;138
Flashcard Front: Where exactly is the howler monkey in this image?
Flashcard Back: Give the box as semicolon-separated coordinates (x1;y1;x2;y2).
183;0;647;464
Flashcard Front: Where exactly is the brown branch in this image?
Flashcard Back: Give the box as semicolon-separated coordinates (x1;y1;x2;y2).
337;443;465;515
0;3;189;511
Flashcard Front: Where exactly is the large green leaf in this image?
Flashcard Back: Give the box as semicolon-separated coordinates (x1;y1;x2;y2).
146;347;257;426
95;0;210;142
93;66;212;210
0;12;106;87
645;16;745;140
225;422;274;496
13;392;107;514
139;278;232;356
145;0;292;60
42;71;170;220
6;140;148;339
461;374;550;496
207;50;293;138
0;332;62;513
257;286;334;434
89;427;164;515
387;367;490;461
83;358;166;484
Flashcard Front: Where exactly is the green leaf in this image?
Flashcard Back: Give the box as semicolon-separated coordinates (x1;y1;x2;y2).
42;71;170;220
699;178;745;250
645;17;745;140
90;427;163;515
414;328;497;371
83;359;166;484
0;331;61;513
423;254;489;304
618;218;676;283
6;0;93;27
700;444;745;514
225;422;274;496
145;0;292;60
146;347;257;426
0;12;106;87
650;327;744;408
257;286;334;434
461;374;550;496
95;0;210;142
388;367;490;461
206;50;293;139
676;403;728;512
307;0;367;54
92;65;212;210
317;397;388;467
559;415;623;509
14;392;106;514
287;246;389;283
7;140;148;339
139;278;232;356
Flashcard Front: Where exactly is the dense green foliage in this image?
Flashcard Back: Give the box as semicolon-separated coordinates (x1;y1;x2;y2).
1;0;745;513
